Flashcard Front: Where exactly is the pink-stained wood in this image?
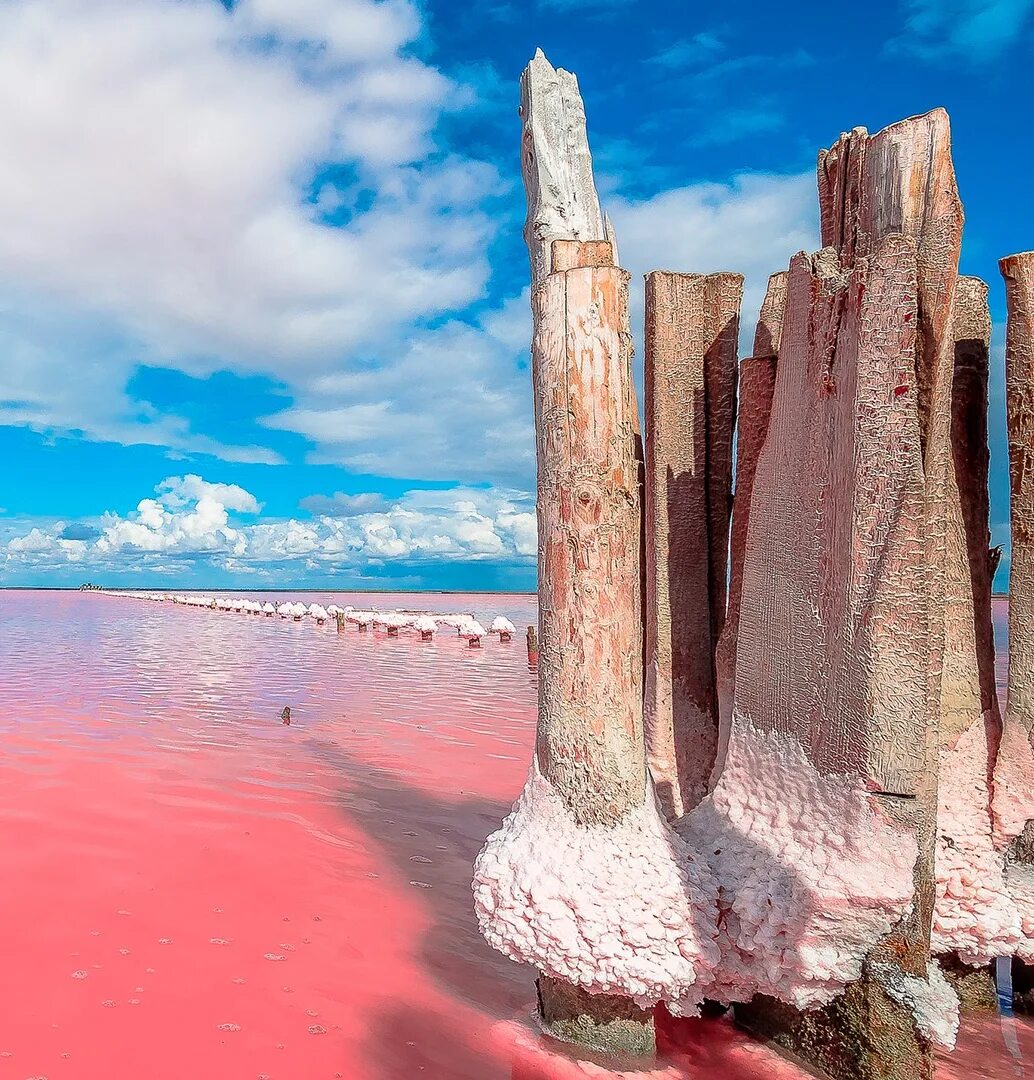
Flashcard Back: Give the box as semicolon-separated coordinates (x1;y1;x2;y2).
948;277;999;731
734;236;929;794
643;271;743;818
1003;252;1034;734
551;239;614;273
729;109;963;1080
996;252;1034;869
714;272;785;747
532;252;645;827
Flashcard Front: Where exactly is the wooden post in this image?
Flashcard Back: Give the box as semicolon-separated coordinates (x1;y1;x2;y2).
714;271;785;772
533;243;644;827
474;52;658;1058
995;252;1034;983
929;275;1021;1009
727;111;962;1080
950;278;999;722
643;270;742;819
1002;252;1034;735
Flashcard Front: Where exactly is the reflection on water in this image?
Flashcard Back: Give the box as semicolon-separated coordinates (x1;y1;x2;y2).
0;591;1027;1079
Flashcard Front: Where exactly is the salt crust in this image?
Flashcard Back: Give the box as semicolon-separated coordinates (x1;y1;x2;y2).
932;714;1021;964
1006;863;1034;963
474;718;918;1013
678;718;918;1009
872;961;959;1050
473;759;721;1010
991;714;1034;848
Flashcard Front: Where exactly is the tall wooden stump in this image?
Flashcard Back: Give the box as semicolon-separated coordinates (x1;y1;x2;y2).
532;247;644;828
473;53;702;1059
995;251;1034;978
714;272;785;756
643;271;743;819
1002;253;1034;738
930;276;1019;1008
714;111;964;1080
531;243;652;1051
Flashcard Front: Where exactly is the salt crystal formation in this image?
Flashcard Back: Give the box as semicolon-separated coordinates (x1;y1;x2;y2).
678;719;917;1009
473;762;719;1010
871;961;960;1051
932;716;1021;963
991;717;1034;847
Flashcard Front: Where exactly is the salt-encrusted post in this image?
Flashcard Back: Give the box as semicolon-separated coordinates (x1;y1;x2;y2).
931;276;1021;1008
643;271;742;819
994;252;1034;986
473;51;718;1058
714;272;785;751
532;237;652;1050
682;111;963;1079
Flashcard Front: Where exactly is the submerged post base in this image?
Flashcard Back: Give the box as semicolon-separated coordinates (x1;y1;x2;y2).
735;978;932;1080
937;954;997;1012
536;975;656;1059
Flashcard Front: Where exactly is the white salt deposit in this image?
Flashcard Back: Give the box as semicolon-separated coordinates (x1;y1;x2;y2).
491;617;516;634
1006;863;1034;962
677;716;918;1009
473;760;720;1010
871;961;960;1050
992;715;1034;847
932;715;1021;963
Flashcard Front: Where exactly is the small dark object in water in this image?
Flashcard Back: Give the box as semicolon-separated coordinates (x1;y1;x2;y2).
281;706;291;726
990;544;1004;582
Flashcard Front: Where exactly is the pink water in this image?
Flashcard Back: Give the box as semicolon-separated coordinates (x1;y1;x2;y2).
0;591;1026;1079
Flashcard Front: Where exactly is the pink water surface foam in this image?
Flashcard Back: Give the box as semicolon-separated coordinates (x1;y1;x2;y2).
0;591;1026;1079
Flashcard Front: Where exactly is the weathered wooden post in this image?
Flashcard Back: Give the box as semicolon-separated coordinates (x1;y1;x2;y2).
994;251;1034;998
678;111;964;1080
714;271;785;766
526;624;538;668
643;271;742;819
473;50;718;1058
931;276;1020;1006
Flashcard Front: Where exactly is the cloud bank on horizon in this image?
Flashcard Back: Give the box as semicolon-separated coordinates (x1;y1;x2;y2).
1;0;1031;588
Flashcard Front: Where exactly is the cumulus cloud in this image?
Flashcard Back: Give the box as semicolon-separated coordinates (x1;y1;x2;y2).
2;474;537;579
608;171;819;356
0;0;823;502
0;0;501;460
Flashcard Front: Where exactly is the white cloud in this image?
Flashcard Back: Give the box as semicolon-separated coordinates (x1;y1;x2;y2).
607;171;819;355
0;1;821;496
2;473;537;578
0;0;500;460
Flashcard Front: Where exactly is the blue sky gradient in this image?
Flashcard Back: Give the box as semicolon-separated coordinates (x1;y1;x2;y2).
1;0;1031;589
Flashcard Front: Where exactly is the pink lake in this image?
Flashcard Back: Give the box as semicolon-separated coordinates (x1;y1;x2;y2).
0;590;1027;1080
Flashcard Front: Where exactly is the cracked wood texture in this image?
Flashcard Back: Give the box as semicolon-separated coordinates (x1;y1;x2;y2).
643;270;742;819
715;272;785;757
734;112;963;1080
532;251;646;827
950;278;999;725
520;50;606;289
1003;252;1034;735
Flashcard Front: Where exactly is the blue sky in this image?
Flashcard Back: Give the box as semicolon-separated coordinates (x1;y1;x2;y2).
0;0;1031;590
